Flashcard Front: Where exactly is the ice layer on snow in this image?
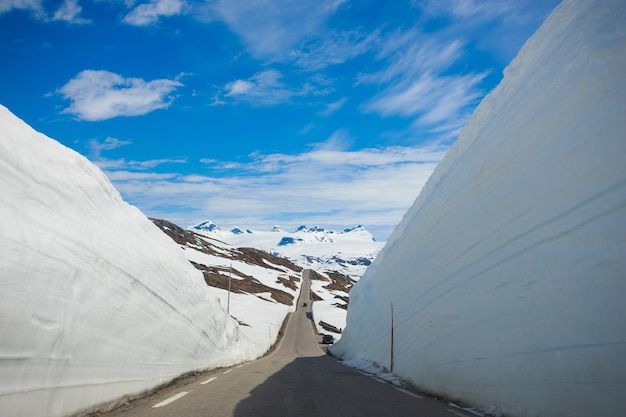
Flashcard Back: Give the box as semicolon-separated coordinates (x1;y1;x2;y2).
0;105;258;417
332;1;626;416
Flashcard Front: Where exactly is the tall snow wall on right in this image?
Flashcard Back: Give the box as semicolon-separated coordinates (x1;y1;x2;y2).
332;1;626;416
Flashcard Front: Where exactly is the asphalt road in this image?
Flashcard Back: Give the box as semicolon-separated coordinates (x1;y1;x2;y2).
104;269;472;417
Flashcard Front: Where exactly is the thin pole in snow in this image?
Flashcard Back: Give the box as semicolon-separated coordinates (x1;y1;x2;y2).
227;263;232;316
390;302;394;373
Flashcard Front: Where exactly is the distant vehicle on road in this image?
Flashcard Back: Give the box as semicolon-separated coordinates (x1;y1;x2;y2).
322;334;334;344
303;302;307;307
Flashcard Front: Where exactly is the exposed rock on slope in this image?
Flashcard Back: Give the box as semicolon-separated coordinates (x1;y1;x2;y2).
152;218;302;306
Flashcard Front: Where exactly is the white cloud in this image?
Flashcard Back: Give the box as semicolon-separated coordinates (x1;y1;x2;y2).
211;0;347;59
244;143;446;171
58;70;183;121
359;30;486;137
0;0;44;17
101;169;179;182
88;137;131;159
418;0;515;22
222;69;313;106
290;30;378;71
0;0;89;23
363;34;465;84
97;138;449;240
52;0;90;24
365;71;487;123
417;0;561;63
225;79;254;95
95;157;187;171
96;137;131;151
123;0;185;26
318;97;347;116
310;129;352;152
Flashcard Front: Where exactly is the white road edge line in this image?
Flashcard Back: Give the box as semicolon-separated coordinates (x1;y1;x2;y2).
447;409;470;417
266;314;292;359
396;387;423;399
152;391;190;408
223;369;232;374
312;325;325;355
200;377;218;385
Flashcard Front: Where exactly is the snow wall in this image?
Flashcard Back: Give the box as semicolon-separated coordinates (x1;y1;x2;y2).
332;1;626;416
0;105;255;417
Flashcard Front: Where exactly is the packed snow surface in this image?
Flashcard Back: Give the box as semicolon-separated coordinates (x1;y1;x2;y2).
333;1;626;417
0;106;262;417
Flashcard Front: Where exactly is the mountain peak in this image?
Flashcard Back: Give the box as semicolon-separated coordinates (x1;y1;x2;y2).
192;220;376;242
342;225;363;233
294;225;326;233
193;220;221;233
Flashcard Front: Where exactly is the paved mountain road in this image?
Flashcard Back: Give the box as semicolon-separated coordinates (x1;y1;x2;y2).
104;269;471;417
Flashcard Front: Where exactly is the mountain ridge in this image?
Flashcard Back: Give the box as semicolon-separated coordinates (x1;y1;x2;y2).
192;220;376;242
190;219;384;279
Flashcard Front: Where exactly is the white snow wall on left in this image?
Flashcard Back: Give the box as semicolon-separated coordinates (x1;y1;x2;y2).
0;105;250;417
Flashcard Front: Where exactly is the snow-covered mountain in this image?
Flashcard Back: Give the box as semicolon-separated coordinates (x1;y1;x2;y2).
333;2;626;417
152;218;351;344
151;218;303;346
192;221;382;342
192;221;384;279
0;105;275;417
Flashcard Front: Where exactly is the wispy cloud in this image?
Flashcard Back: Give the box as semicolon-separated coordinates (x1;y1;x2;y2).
210;0;347;59
1;0;181;25
96;157;187;171
359;30;486;138
95;136;448;239
418;0;515;23
0;0;89;23
416;0;560;62
0;0;43;15
365;71;487;123
363;34;465;83
57;70;183;121
123;0;185;26
88;137;131;159
220;69;315;106
52;0;90;24
317;98;347;116
290;30;378;71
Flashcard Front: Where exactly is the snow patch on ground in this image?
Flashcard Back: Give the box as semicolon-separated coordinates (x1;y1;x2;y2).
310;277;347;340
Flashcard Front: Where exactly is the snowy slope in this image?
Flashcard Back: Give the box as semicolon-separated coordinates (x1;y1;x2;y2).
193;221;383;342
152;219;303;353
333;1;626;417
160;218;352;344
0;106;259;417
193;221;384;279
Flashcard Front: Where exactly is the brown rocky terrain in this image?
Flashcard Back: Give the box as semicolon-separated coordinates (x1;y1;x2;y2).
152;218;302;306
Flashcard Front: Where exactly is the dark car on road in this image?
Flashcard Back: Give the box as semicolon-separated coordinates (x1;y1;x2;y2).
322;334;334;344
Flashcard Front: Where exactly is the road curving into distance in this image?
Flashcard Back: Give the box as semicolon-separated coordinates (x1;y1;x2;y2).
104;269;473;417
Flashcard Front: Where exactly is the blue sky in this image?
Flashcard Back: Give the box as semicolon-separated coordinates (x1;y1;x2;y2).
0;0;559;240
